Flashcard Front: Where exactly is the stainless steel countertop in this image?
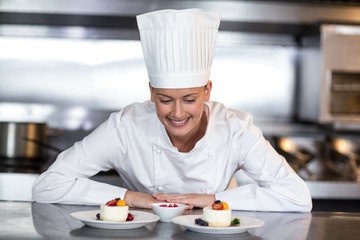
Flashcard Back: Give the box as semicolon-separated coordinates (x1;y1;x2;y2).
1;201;360;240
306;180;360;199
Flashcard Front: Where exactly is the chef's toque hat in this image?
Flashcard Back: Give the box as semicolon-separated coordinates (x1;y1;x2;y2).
136;9;220;89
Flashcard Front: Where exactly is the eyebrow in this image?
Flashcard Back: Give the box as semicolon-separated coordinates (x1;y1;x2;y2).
156;92;199;98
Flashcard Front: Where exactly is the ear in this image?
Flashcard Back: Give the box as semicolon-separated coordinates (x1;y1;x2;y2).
204;80;212;101
149;82;155;102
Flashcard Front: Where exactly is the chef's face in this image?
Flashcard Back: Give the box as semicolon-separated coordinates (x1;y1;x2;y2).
150;81;212;140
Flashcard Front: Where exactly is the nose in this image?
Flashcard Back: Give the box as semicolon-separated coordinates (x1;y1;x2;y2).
172;100;185;118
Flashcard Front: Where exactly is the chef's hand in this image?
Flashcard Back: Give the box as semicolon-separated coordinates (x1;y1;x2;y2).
152;193;215;209
124;191;161;209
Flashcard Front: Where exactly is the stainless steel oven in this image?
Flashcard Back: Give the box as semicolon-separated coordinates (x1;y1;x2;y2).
328;71;360;117
299;24;360;129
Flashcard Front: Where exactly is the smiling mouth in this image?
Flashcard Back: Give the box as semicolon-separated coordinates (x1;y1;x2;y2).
169;117;190;127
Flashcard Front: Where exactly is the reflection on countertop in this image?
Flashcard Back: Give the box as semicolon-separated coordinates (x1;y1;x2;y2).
3;200;360;240
0;201;315;240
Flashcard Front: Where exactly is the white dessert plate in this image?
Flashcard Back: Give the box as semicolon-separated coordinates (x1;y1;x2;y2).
172;215;264;235
70;210;160;230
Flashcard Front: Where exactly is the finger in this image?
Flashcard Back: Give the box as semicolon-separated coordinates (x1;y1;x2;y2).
152;195;168;201
164;197;190;205
153;194;181;200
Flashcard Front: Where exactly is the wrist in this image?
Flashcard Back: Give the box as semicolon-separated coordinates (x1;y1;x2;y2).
124;190;134;207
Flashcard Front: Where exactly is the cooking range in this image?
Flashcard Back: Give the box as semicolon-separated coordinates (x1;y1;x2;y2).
272;133;360;182
0;155;55;202
0;122;63;201
0;157;45;174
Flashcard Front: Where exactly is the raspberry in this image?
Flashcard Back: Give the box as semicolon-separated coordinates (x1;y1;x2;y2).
126;213;134;221
159;203;179;207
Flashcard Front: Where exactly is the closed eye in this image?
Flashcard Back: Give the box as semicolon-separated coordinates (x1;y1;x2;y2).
184;99;196;103
159;99;172;104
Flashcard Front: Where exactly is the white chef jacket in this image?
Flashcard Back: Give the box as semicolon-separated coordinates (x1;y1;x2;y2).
32;101;312;212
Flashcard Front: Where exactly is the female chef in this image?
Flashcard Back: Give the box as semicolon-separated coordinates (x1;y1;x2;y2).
32;9;312;212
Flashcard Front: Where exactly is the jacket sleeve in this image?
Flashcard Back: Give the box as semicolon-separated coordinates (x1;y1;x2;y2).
32;112;128;205
215;114;312;212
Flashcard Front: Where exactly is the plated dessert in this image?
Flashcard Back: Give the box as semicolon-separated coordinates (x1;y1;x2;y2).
195;200;240;227
96;198;134;222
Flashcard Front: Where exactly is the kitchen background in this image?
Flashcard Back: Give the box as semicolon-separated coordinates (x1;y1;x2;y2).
0;0;360;211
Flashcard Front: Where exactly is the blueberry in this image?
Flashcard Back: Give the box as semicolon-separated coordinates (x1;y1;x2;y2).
195;218;209;226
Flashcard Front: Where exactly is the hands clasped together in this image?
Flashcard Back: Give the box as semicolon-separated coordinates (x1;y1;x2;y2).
124;191;215;209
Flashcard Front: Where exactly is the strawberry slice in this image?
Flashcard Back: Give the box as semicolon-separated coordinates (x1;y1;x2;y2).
212;203;223;210
105;199;117;206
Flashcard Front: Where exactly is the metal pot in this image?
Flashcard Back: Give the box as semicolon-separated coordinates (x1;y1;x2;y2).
0;122;48;159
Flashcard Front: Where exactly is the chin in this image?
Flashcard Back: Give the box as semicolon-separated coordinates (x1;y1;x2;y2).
166;125;191;137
